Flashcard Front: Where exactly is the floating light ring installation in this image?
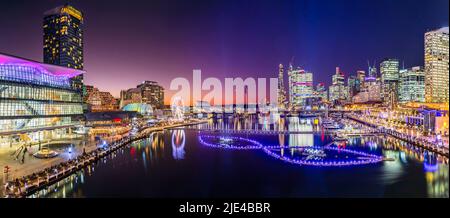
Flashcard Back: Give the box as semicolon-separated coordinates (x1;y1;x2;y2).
198;134;384;167
198;135;263;150
262;146;383;167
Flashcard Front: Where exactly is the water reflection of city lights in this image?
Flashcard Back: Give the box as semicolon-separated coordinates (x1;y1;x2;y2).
425;167;449;198
289;133;314;147
424;163;439;172
264;146;384;167
366;141;378;150
424;151;438;172
172;130;186;160
27;113;449;198
130;147;136;157
399;151;407;164
142;151;148;170
198;133;383;167
198;135;263;150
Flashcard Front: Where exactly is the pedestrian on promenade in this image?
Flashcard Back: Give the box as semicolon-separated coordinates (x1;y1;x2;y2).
22;147;27;163
15;178;21;194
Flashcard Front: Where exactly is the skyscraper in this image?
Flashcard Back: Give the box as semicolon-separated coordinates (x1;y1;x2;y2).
380;59;400;108
356;70;366;93
43;4;84;91
399;66;425;103
288;67;313;108
366;63;377;82
356;70;366;83
424;27;449;103
277;64;287;109
315;83;328;101
380;59;400;82
329;67;346;104
347;75;357;102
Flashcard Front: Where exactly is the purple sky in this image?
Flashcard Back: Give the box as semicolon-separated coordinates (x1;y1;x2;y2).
0;0;448;104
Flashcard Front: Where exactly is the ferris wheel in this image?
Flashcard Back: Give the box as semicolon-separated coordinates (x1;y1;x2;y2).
171;96;185;121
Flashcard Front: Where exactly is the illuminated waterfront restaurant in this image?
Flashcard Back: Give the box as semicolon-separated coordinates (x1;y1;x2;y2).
0;53;84;148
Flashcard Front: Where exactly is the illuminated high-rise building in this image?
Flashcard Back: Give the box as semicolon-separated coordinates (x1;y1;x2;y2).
380;59;400;81
43;4;84;91
356;70;366;83
380;58;400;108
366;63;377;82
277;64;287;109
288;67;313;108
138;81;165;109
399;66;425;103
121;81;165;110
315;83;327;101
347;75;357;101
356;70;365;93
353;66;382;104
329;67;346;104
424;27;449;103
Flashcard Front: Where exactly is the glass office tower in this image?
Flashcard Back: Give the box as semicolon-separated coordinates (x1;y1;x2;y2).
399;66;425;103
288;67;313;108
380;58;400;107
424;27;449;103
328;67;346;104
0;53;84;148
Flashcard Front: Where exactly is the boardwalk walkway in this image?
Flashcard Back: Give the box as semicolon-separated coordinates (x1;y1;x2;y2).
347;115;449;157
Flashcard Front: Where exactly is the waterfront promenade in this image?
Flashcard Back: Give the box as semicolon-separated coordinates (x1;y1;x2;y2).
1;119;207;198
346;114;449;157
1;140;95;185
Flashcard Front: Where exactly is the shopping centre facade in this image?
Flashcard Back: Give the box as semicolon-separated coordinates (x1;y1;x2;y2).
0;53;84;148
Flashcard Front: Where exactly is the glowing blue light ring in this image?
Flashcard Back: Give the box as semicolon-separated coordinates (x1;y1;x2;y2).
262;146;383;166
424;162;438;172
197;134;384;167
198;135;263;150
264;145;383;159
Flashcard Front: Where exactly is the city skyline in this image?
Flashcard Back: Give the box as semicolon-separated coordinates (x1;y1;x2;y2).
0;0;448;102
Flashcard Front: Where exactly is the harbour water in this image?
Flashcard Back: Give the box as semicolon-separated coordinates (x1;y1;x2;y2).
30;117;449;198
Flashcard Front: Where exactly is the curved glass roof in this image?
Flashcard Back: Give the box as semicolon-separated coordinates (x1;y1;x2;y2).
0;52;84;78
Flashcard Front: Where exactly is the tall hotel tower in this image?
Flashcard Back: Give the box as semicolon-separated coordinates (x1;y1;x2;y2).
424;27;449;103
43;4;84;91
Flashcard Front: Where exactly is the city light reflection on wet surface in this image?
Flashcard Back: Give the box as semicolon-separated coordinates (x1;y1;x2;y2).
30;117;448;198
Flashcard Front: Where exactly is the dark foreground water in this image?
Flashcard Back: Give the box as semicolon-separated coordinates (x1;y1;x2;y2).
30;118;449;198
